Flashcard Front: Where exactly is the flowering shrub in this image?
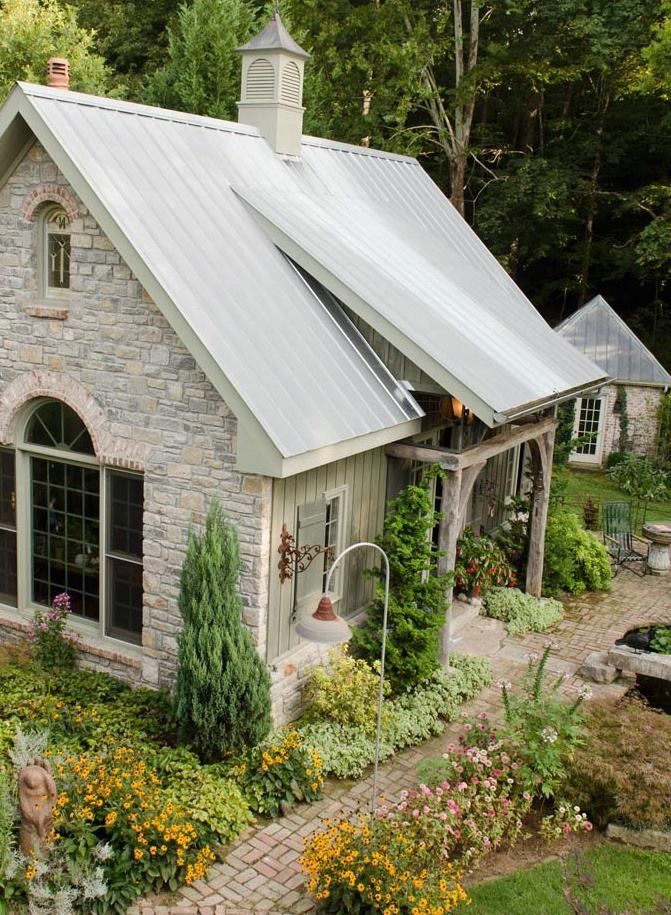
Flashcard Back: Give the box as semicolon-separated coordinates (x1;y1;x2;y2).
543;509;611;597
236;729;324;817
500;644;586;797
51;744;216;913
301;814;469;915
455;528;516;598
539;802;593;841
29;592;78;671
305;646;390;734
483;587;564;635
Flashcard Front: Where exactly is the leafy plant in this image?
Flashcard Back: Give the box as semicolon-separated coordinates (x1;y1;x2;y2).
543;509;611;597
500;645;587;798
235;729;323;818
566;697;671;830
657;391;671;470
28;592;78;672
454;527;517;599
483;588;564;635
615;385;630;453
651;626;671;654
608;454;669;527
352;470;453;691
496;494;531;582
303;646;390;735
175;500;271;760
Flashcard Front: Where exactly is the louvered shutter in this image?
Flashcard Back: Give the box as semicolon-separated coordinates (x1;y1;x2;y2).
293;498;327;618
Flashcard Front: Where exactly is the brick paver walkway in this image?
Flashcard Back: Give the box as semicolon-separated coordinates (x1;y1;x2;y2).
130;572;671;915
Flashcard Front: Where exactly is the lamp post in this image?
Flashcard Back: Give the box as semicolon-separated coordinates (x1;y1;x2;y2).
295;541;390;818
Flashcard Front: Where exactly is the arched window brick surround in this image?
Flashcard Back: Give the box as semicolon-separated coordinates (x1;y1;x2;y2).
21;185;81;223
0;372;148;471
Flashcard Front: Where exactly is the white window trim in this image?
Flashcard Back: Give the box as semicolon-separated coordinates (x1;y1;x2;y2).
40;204;71;302
570;395;606;465
5;405;144;648
322;483;349;605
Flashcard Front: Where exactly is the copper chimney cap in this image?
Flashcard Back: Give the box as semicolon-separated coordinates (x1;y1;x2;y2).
47;58;69;90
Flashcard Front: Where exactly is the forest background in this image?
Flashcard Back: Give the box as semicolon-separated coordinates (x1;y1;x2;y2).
2;0;670;369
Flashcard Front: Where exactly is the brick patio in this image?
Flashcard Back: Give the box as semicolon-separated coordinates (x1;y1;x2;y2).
130;572;671;915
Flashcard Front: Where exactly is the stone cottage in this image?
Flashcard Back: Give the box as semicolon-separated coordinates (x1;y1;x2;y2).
556;295;671;467
0;17;605;721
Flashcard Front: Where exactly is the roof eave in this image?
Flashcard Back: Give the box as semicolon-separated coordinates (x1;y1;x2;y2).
501;376;611;422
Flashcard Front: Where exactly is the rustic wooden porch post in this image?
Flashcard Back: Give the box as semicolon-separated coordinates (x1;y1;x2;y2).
525;426;557;597
438;462;485;666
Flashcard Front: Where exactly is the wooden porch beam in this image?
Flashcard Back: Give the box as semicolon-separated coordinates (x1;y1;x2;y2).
385;416;557;472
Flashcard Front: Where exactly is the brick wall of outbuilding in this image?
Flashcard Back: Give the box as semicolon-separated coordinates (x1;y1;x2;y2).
600;383;664;461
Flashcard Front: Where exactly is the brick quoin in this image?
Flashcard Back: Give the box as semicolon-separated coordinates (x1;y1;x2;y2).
20;183;80;223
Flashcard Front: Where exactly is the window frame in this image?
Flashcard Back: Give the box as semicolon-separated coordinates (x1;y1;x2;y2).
321;483;349;604
0;448;18;608
40;204;71;301
571;396;605;465
0;400;144;649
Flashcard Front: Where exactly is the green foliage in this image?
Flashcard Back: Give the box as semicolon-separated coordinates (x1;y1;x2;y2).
454;527;517;598
0;0;111;101
581;495;599;531
304;646;389;735
175;500;271;760
657;391;671;469
554;401;577;466
608;453;669;502
605;451;627;469
567;698;671;830
352;472;453;692
298;654;492;779
483;588;564;635
28;591;78;672
142;0;255;119
543;509;611;597
650;625;671;654
615;385;629;452
235;729;323;818
0;766;16;906
501;646;586;798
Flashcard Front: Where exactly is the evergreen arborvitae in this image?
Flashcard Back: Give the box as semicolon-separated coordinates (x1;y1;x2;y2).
175;500;271;760
351;472;452;692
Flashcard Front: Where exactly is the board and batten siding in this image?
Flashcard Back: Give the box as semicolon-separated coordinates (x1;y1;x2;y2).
345;309;434;388
267;447;388;661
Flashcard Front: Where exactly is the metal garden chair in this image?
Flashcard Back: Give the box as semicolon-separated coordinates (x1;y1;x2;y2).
601;501;649;576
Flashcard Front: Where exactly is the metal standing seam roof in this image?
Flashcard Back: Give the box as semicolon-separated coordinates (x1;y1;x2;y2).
0;83;606;475
555;295;671;387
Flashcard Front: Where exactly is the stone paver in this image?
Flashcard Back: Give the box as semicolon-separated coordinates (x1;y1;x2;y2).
130;572;671;915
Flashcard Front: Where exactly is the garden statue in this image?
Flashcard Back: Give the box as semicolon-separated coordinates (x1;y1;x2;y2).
18;757;57;855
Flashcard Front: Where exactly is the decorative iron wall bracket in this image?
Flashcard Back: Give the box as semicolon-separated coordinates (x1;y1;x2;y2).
278;523;334;584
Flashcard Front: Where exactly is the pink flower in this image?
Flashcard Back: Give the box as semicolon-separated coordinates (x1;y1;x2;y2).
585;822;593;831
412;809;420;818
439;812;448;821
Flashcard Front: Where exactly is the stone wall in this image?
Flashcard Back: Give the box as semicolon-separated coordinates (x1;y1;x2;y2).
601;383;664;461
0;141;273;690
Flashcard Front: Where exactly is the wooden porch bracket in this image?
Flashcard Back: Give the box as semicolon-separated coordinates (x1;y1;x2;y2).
386;415;559;666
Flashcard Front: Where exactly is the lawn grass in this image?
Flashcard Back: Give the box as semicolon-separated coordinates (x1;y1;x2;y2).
467;843;671;914
562;467;671;530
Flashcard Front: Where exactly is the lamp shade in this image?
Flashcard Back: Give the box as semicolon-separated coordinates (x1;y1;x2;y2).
295;595;352;644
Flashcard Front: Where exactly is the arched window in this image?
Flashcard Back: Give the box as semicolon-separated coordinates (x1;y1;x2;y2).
12;399;145;644
42;205;71;295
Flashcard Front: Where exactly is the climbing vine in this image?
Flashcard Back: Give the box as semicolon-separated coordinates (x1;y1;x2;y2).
657;392;671;470
615;385;629;454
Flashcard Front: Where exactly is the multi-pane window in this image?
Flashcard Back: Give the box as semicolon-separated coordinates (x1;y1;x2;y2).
0;399;145;646
0;450;17;607
322;493;341;593
44;206;71;294
575;398;602;456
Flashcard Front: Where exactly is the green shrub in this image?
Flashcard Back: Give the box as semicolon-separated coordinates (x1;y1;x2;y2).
483;587;564;634
501;645;586;798
352;471;453;692
454;527;517;598
607;454;669;527
303;646;389;735
566;698;671;830
298;654;492;779
651;626;671;654
0;766;17;912
657;391;671;469
606;451;626;469
543;509;611;596
236;729;324;817
175;500;271;760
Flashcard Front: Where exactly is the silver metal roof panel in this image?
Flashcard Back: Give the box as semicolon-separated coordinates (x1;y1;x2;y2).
556;295;671;386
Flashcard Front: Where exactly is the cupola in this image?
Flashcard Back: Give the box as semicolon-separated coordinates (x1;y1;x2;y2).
237;12;310;158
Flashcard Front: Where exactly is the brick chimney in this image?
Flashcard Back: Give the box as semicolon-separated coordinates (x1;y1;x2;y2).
46;58;69;90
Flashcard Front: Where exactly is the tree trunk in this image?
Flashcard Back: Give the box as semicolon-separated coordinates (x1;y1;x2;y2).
450;156;467;216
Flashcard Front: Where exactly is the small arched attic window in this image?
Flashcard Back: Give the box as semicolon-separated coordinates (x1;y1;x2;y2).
42;204;71;296
246;57;275;101
280;61;301;105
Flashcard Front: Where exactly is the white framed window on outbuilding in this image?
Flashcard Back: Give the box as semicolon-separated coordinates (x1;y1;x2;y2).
0;399;144;645
571;395;606;465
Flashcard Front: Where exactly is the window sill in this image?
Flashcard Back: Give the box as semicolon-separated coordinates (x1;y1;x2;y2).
25;304;69;320
0;605;142;670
